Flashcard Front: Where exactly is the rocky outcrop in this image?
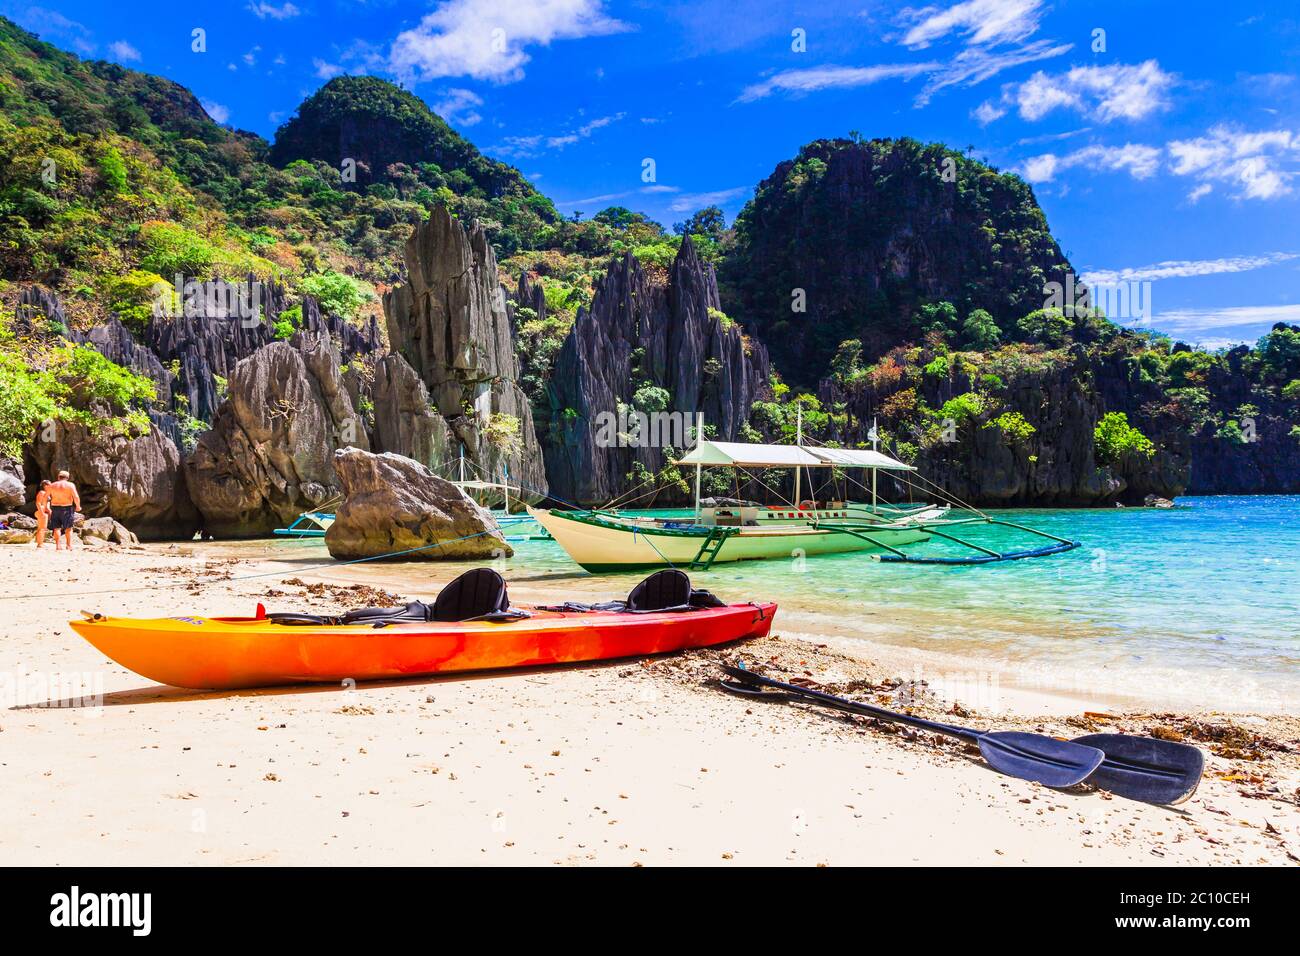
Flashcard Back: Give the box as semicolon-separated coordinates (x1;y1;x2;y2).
383;206;547;497
186;331;370;537
0;458;23;509
147;283;381;424
14;285;69;334
325;447;511;560
24;412;199;539
370;353;454;469
1186;346;1300;494
825;343;1189;506
540;237;771;506
81;316;186;446
720;137;1075;384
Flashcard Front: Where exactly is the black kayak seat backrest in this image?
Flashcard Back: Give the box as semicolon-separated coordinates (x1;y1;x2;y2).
433;567;511;622
626;568;692;612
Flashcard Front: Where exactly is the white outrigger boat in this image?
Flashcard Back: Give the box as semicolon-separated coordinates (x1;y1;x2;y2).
529;416;1079;573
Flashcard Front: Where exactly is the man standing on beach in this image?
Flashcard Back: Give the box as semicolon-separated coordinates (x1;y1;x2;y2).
46;470;80;552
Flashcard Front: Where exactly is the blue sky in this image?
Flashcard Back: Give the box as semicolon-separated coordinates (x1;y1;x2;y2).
8;0;1300;347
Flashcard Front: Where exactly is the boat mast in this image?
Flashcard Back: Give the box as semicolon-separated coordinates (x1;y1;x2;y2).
794;404;803;507
693;412;704;520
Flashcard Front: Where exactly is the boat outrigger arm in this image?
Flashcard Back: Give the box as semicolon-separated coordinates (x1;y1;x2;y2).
670;436;1080;566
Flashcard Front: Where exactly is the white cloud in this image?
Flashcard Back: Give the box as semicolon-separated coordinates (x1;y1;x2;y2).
433;88;485;126
202;100;231;124
667;187;748;213
108;40;141;62
1080;253;1300;286
915;38;1071;105
973;101;1006;125
899;0;1045;50
735;63;938;104
1020;125;1300;200
553;184;677;208
313;58;344;80
1150;303;1300;344
547;112;623;148
390;0;632;85
1021;144;1161;183
497;113;624;156
247;2;300;20
15;8;95;54
243;46;261;67
1010;61;1176;122
1167;125;1299;200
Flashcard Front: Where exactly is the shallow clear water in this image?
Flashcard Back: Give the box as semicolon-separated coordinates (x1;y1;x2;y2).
518;496;1300;709
225;495;1300;710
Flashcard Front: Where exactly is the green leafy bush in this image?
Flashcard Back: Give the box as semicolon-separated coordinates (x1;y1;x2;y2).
1016;308;1072;345
984;410;1035;444
139;221;219;277
632;384;671;414
1094;411;1155;463
300;271;372;320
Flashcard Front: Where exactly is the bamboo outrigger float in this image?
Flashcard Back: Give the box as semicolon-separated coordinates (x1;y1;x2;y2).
529;413;1079;573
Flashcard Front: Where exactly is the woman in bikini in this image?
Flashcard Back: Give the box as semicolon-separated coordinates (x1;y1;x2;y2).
34;479;52;548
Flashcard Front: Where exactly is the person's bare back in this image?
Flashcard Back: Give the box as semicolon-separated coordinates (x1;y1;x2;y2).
46;471;80;551
47;479;78;508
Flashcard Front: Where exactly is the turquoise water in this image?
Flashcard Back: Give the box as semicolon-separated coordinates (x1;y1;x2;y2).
501;496;1300;710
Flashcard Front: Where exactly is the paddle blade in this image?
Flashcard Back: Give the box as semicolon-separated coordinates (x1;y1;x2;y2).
1073;734;1205;805
978;732;1104;789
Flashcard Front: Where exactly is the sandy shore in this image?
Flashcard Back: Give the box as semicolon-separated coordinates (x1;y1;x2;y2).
1;543;1297;866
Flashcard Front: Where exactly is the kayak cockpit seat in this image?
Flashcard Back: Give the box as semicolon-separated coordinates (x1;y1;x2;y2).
266;568;528;627
537;570;728;615
432;567;513;622
627;569;691;611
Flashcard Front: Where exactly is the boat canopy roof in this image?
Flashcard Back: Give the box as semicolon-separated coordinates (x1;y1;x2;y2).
673;440;913;471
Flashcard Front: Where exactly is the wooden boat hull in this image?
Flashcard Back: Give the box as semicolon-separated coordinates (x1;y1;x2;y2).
528;508;932;572
70;603;777;690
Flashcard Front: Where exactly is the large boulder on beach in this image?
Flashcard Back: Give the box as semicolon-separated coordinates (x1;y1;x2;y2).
78;516;140;545
0;458;23;509
324;447;511;561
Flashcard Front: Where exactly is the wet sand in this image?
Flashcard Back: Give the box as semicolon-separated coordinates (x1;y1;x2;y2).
1;542;1298;866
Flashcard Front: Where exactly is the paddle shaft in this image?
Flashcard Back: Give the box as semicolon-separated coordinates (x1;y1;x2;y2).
725;667;981;744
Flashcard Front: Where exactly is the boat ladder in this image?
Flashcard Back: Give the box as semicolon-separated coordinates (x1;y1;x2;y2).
689;527;737;571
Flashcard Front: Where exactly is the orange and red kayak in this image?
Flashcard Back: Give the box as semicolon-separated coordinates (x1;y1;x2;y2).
69;603;776;690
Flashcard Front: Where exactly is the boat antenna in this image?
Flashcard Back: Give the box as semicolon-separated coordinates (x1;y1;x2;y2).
693;412;704;521
794;403;803;509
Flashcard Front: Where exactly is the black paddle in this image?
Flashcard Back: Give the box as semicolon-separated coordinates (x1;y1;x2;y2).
720;665;1203;805
719;664;1103;790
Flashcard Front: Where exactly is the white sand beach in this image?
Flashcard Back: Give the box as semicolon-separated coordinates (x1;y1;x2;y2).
1;544;1297;866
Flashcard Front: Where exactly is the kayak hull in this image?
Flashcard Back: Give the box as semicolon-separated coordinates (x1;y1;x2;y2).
69;602;777;690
